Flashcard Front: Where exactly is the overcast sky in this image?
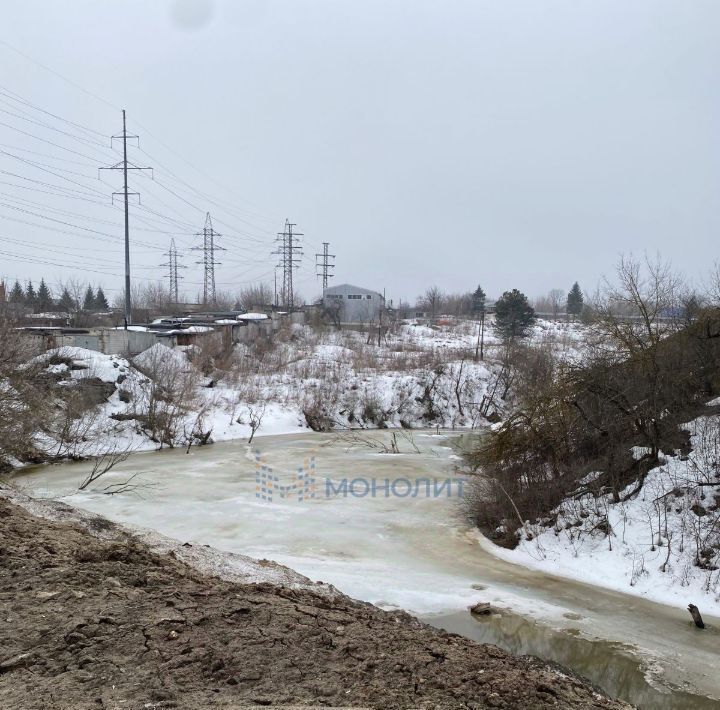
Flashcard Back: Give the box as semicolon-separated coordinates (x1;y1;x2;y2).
1;0;718;305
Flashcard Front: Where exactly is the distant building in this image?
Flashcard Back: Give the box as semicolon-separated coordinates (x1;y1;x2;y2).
322;283;384;324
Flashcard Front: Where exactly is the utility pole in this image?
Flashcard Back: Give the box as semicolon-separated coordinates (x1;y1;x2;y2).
99;110;152;328
315;242;335;292
273;219;302;310
378;287;385;347
192;212;224;305
161;238;185;305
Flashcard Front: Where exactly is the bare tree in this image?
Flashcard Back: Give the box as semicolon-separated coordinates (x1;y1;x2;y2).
593;253;681;356
237;282;273;311
77;444;135;491
57;277;89;325
451;354;469;418
421;286;444;319
444;291;473;316
548;289;565;321
131;346;200;447
323;298;343;329
333;429;421;455
241;402;268;444
0;316;49;467
707;260;720;306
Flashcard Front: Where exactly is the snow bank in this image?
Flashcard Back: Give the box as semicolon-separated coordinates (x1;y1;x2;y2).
133;342;189;372
19;318;587;464
31;346;128;384
487;410;720;613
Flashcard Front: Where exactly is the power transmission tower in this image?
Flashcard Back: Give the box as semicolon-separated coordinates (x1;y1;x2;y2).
192;212;224;305
273;219;303;310
161;238;185;304
315;242;335;292
99;109;152;328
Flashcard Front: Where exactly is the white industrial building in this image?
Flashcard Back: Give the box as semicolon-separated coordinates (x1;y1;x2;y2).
322;283;384;324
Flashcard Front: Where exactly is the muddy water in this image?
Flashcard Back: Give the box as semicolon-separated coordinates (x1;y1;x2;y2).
14;431;720;709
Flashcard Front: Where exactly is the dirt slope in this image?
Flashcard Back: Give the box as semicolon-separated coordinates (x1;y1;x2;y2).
0;495;629;709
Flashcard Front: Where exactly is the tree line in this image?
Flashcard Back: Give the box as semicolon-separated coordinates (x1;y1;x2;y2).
412;282;585;338
4;278;109;313
464;255;720;546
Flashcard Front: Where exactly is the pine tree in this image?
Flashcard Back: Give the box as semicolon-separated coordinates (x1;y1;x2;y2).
567;282;584;320
25;280;37;307
94;286;109;310
83;285;96;311
494;289;536;340
472;285;487;361
9;280;24;304
472;285;486;317
58;288;76;313
37;278;52;311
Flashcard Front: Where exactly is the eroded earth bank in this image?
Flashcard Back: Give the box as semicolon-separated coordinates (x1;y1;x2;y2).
0;490;629;710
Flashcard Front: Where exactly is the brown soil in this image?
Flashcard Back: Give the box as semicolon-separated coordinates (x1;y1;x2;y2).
0;496;630;709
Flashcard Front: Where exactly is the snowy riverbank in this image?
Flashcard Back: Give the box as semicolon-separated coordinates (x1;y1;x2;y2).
484;403;720;615
22;318;585;462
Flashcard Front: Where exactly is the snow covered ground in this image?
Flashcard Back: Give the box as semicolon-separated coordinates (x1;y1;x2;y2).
487;405;720;614
23;318;587;460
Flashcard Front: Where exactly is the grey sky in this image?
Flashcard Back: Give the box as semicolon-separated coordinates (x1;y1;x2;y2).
1;0;718;305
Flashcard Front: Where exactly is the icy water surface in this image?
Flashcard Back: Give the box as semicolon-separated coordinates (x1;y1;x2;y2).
15;431;720;709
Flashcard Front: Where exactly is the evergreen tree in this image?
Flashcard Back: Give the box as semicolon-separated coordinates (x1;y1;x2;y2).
9;280;24;304
472;285;486;317
94;286;109;310
494;289;536;340
58;288;76;313
37;278;52;311
25;280;37;307
472;284;487;361
83;285;96;311
566;282;584;320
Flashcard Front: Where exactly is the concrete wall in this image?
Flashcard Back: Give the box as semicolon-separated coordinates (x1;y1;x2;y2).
25;320;283;357
236;320;273;343
33;330;175;356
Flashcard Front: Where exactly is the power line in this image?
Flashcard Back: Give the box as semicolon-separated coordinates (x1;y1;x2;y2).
315;242;335;292
0;38;119;113
1;149;108;197
0;52;291;294
0;120;113;164
0;104;109;150
191;212;224;305
161;238;186;303
136;145;277;229
0;141;97;167
99;110;152;327
0;82;108;138
274;219;303;310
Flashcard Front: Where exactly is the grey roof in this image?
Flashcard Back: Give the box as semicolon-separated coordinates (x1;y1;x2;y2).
324;283;382;296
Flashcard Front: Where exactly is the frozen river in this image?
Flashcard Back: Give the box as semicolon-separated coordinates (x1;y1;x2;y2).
14;430;720;708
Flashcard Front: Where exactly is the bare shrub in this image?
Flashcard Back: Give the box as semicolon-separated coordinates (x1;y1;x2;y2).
0;317;51;467
78;444;135;492
131;346;200;447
